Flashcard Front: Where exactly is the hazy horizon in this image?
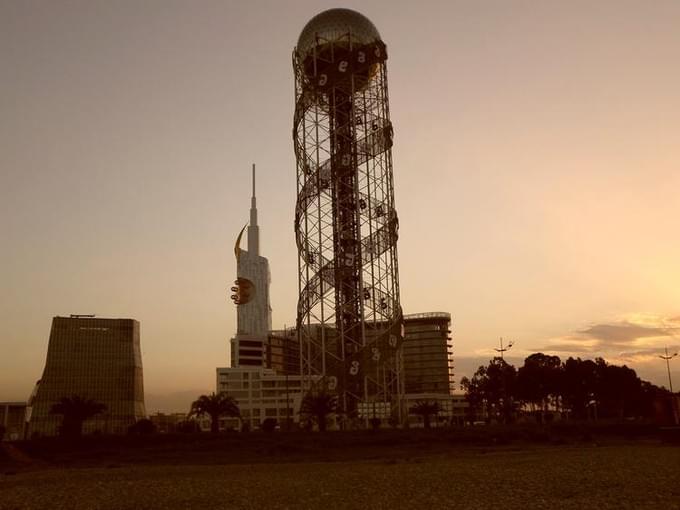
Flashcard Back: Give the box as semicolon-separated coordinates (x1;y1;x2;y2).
2;0;679;410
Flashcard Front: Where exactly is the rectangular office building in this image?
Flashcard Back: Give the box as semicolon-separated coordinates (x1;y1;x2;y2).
28;316;146;436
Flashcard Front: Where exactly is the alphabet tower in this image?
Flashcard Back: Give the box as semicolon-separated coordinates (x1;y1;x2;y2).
293;8;404;422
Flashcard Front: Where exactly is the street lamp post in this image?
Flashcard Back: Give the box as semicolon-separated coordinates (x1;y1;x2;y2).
494;337;514;361
493;337;515;424
659;346;678;393
284;326;292;432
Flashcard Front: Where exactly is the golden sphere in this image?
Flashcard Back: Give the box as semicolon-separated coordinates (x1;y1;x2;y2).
297;8;380;59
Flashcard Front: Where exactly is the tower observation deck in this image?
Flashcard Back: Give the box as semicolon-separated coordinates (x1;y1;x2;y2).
293;8;404;422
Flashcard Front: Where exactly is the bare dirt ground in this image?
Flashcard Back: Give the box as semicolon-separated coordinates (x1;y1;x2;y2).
2;444;679;510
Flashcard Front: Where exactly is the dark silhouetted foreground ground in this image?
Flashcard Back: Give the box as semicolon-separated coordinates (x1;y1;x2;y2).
1;430;679;509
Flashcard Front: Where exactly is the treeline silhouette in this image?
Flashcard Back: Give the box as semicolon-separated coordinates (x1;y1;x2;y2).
461;353;671;423
39;356;674;439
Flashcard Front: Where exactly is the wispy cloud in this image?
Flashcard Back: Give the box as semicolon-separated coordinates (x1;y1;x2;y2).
578;322;670;345
534;342;598;354
535;313;680;362
611;350;667;365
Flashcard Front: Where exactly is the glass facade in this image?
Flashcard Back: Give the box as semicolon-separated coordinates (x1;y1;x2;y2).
28;316;146;436
402;313;454;395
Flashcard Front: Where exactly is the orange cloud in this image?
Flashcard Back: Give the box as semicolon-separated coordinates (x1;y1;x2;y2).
534;313;680;363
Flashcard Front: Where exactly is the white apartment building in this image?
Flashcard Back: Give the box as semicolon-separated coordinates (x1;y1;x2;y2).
216;367;304;430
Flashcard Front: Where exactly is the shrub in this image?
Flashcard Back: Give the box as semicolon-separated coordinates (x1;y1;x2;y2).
128;419;157;435
261;418;277;433
177;420;200;433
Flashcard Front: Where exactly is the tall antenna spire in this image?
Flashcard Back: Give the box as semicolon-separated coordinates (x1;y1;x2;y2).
248;163;260;255
252;163;256;199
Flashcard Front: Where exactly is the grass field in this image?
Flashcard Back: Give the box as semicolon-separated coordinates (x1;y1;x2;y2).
1;430;679;509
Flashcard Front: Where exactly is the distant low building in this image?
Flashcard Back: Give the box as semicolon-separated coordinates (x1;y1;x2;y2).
28;316;146;437
404;391;468;428
450;390;469;426
149;412;188;434
1;402;27;441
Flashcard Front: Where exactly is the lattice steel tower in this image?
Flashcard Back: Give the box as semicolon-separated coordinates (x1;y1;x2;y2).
293;8;404;421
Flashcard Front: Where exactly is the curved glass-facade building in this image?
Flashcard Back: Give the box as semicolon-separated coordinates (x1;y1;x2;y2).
402;312;454;395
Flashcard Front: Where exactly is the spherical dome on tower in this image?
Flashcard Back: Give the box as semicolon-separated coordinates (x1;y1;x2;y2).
296;8;381;57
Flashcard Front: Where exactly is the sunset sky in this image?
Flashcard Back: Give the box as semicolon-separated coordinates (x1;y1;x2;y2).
2;0;679;411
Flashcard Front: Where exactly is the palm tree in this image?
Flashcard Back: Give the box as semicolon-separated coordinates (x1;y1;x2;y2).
300;391;337;432
50;396;107;437
189;393;240;433
410;400;441;429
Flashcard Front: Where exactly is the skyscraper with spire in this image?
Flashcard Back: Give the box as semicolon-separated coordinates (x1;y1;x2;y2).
230;164;272;367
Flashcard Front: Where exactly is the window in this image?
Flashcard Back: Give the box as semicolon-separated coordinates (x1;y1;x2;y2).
240;340;263;348
240;349;262;357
